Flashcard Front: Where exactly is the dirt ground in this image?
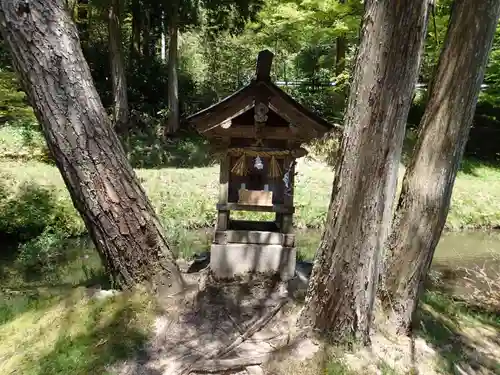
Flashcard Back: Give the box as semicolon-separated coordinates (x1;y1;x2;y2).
107;259;500;375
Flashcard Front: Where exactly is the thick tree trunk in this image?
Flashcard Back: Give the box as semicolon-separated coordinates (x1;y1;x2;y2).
130;0;141;59
108;0;129;131
380;0;500;334
166;1;180;135
0;0;184;294
298;0;429;343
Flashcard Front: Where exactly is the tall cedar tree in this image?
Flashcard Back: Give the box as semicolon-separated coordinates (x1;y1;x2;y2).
0;0;184;294
380;0;500;334
108;0;130;131
299;0;430;342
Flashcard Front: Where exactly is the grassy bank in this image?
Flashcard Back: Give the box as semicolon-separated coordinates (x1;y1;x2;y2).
1;155;499;241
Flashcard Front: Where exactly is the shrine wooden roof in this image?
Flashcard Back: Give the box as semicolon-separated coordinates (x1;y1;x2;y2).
186;50;342;143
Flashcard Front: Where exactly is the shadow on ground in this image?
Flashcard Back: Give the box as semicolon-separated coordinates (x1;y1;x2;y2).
415;267;500;375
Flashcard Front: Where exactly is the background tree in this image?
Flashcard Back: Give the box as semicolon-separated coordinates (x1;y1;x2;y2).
165;0;180;134
163;0;265;134
380;0;500;334
298;0;430;342
0;0;184;293
108;0;129;131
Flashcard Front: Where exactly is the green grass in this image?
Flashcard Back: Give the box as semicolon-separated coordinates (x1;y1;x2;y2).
416;290;500;375
0;287;155;375
0;157;335;238
1;155;499;242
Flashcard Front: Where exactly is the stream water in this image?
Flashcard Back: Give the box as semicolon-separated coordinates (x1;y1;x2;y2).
69;229;500;273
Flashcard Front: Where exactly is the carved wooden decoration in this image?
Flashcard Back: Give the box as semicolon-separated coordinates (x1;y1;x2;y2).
254;102;269;123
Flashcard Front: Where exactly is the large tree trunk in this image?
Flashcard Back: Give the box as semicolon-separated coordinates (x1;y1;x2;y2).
108;0;129;131
380;0;500;334
298;0;430;343
0;0;184;294
166;1;180;135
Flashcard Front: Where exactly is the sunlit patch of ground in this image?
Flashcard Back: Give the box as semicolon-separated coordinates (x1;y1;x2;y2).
0;288;154;375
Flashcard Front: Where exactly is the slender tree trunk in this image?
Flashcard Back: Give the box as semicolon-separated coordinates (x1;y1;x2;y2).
65;0;77;19
380;0;500;334
166;1;180;135
298;0;430;343
335;0;347;77
108;0;129;131
335;35;346;76
0;0;184;294
161;12;166;62
130;0;141;60
75;0;90;48
142;8;151;59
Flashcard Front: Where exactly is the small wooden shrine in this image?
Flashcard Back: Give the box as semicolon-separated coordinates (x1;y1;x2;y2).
187;50;337;280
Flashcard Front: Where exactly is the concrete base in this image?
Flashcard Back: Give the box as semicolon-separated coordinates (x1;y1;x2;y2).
210;244;296;281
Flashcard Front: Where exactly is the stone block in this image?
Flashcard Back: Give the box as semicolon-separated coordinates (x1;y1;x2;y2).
210;244;296;281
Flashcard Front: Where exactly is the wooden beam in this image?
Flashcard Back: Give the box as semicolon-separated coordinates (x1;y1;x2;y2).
209;125;296;140
217;203;294;214
268;100;319;139
188;84;256;132
256;50;274;81
213;230;295;246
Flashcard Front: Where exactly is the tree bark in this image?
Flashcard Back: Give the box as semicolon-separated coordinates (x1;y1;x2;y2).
108;0;129;131
0;0;184;294
380;0;500;334
166;0;180;135
298;0;430;343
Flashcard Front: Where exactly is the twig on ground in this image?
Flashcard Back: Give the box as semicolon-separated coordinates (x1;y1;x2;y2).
205;297;289;360
179;298;289;375
188;354;272;373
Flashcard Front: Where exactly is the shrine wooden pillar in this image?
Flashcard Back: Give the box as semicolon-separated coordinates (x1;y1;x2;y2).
217;154;230;231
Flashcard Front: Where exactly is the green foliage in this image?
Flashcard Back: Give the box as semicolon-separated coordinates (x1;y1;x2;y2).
16;229;70;277
0;171;85;241
482;23;500;105
420;0;453;83
121;125;213;168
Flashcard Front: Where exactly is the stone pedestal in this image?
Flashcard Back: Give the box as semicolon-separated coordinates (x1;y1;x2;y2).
210;243;296;281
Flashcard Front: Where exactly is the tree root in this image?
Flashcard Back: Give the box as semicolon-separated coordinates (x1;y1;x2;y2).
189;354;272;373
179;297;289;374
